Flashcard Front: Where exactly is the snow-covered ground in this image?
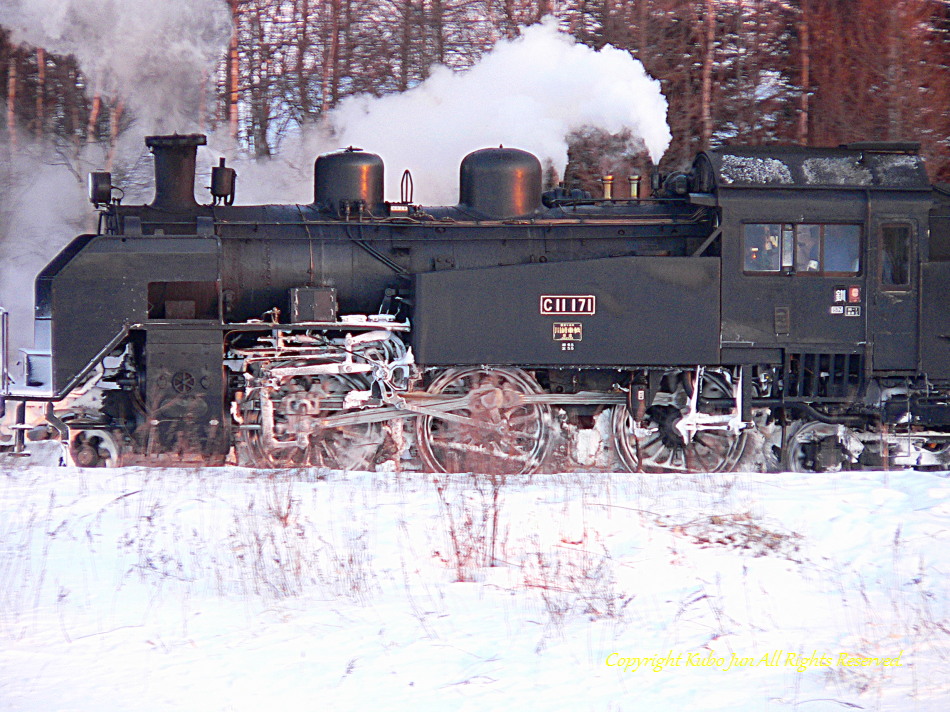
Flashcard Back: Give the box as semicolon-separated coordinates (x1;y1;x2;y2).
1;444;948;711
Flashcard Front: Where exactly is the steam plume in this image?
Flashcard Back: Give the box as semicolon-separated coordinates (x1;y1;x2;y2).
0;0;231;133
318;18;670;204
216;19;670;206
0;0;230;364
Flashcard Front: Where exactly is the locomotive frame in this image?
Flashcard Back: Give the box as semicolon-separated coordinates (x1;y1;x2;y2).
2;133;949;473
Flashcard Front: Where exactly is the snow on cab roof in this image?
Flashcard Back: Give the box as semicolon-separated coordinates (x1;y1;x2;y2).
702;143;930;191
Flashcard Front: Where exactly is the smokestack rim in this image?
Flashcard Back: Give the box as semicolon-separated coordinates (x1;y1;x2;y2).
145;133;208;150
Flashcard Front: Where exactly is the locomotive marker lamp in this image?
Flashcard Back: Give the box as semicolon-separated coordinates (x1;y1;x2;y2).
87;171;112;206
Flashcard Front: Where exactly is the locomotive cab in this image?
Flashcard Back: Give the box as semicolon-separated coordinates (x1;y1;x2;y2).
710;143;933;379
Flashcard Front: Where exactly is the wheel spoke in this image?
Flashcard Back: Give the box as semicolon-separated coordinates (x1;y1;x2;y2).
611;369;747;474
415;367;552;474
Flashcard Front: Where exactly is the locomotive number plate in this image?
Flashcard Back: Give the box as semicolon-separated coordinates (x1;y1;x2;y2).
540;295;596;315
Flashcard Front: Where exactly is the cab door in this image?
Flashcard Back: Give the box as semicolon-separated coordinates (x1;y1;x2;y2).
867;219;918;371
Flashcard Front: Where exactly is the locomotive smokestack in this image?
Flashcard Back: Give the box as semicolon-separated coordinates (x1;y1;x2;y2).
145;134;207;211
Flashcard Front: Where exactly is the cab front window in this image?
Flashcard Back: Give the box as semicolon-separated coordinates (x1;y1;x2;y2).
743;224;781;272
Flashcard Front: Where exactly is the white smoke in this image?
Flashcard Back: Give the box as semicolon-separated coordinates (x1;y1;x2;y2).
0;0;230;366
216;18;671;205
0;144;94;370
0;0;231;133
323;18;669;204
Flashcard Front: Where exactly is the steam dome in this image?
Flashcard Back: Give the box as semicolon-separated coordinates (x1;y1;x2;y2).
459;147;542;219
314;148;385;214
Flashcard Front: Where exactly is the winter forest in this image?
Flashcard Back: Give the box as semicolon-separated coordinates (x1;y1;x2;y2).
1;0;949;185
2;4;950;711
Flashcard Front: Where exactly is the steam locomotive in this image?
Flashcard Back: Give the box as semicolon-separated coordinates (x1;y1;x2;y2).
2;133;949;473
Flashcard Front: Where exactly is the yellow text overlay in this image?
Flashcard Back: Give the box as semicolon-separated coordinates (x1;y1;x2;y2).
604;650;904;673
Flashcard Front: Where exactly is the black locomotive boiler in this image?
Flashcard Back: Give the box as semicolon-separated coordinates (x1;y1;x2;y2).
2;133;949;473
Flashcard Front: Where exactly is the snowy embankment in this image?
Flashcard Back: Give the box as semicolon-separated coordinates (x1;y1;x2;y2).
1;445;948;711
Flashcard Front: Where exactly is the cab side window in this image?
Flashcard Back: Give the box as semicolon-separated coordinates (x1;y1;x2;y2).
824;225;862;273
794;225;822;272
744;222;860;275
881;223;911;288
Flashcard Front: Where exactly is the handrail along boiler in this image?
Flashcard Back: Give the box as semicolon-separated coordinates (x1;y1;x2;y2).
2;133;949;472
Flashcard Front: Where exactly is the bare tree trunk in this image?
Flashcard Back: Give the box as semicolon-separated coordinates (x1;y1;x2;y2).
430;0;445;67
735;0;749;139
398;1;414;91
296;0;311;119
536;0;551;22
321;0;340;112
228;0;240;141
35;47;45;137
249;8;271;157
638;0;649;56
798;1;810;144
6;54;17;150
750;0;763;143
886;2;901;140
69;66;80;143
86;93;101;143
700;0;715;148
106;99;124;171
502;0;519;39
337;0;351;102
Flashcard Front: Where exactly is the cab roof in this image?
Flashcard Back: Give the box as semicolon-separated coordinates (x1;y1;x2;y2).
697;143;930;192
